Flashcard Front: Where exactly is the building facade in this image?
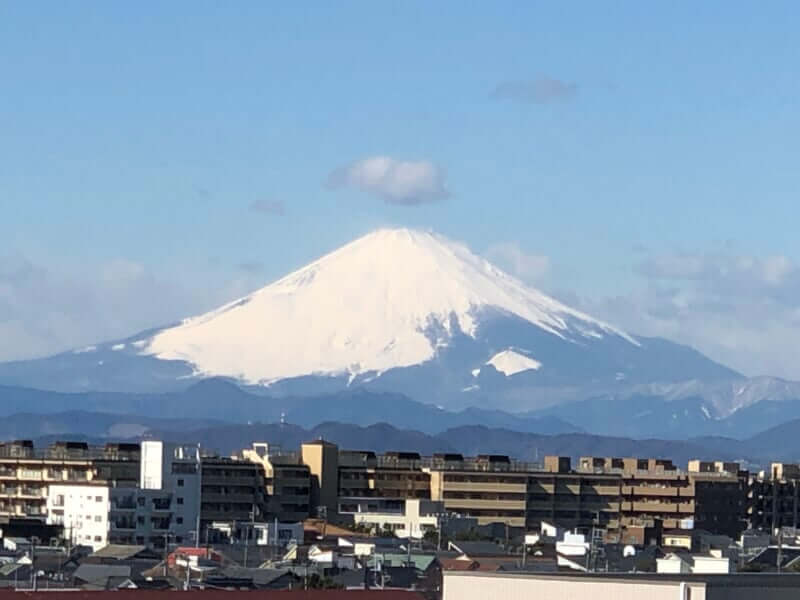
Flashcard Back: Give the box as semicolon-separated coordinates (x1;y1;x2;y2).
240;443;311;522
46;483;111;550
0;441;139;523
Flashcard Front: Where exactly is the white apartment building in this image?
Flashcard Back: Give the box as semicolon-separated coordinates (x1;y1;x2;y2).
43;441;202;550
46;484;111;551
109;441;201;547
345;498;454;538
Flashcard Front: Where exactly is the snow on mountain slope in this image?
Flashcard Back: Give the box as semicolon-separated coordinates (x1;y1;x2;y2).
486;349;542;376
145;228;637;384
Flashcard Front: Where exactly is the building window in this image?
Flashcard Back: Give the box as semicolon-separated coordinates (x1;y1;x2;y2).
178;479;184;487
177;517;183;524
95;516;102;522
177;498;184;505
96;496;103;502
94;536;102;542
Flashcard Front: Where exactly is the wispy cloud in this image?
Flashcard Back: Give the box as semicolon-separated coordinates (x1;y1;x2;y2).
485;242;551;283
491;77;578;104
326;156;449;206
577;250;800;379
249;199;286;216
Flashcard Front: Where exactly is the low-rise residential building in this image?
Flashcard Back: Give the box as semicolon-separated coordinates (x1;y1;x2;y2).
343;498;471;538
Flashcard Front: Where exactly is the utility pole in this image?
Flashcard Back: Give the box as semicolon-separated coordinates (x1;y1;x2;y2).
184;555;191;591
163;532;172;577
243;523;249;569
31;536;38;592
195;444;202;549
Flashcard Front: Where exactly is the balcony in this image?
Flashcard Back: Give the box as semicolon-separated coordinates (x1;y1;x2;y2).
623;485;683;498
112;498;137;510
151;499;172;511
443;498;526;511
19;487;44;498
150;519;172;531
625;500;687;513
443;481;527;494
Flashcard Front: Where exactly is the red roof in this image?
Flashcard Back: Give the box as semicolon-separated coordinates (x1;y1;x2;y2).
166;547;224;566
439;558;479;571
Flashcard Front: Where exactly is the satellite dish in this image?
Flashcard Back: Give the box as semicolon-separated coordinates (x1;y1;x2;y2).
623;545;636;557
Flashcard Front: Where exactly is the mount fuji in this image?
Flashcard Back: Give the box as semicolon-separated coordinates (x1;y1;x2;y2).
0;228;742;419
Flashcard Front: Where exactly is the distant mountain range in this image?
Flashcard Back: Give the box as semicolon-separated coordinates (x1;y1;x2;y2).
3;377;800;442
0;228;798;441
17;417;800;469
0;380;580;436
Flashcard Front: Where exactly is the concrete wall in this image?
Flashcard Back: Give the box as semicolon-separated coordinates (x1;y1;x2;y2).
443;573;707;600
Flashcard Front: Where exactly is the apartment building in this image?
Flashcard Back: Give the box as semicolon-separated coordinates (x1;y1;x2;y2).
579;456;746;537
747;462;800;532
200;454;267;527
428;454;622;530
46;483;112;551
299;443;621;531
0;441;139;522
338;451;431;509
240;443;311;522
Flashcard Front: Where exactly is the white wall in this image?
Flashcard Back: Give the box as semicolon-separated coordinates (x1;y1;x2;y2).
46;484;110;551
443;573;707;600
657;556;690;574
692;556;731;574
349;498;442;538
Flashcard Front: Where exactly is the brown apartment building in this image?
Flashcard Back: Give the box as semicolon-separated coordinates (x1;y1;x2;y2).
240;443;312;522
0;440;139;520
578;456;746;538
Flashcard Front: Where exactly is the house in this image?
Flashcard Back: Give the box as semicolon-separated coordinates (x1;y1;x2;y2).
447;541;509;559
73;563;133;589
88;544;161;562
746;545;800;572
213;566;296;589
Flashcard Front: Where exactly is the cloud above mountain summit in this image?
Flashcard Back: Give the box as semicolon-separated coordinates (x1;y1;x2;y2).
327;156;449;205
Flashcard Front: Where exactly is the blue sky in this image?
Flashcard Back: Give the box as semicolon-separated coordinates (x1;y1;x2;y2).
1;2;799;377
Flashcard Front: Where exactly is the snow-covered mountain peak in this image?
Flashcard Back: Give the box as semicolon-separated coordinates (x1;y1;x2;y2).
144;228;636;384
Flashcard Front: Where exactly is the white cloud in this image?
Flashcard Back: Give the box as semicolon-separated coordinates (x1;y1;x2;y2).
326;156;449;205
0;255;267;362
579;251;800;379
485;242;551;283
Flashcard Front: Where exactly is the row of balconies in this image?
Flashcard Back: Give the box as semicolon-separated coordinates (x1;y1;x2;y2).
622;500;696;513
0;486;46;498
